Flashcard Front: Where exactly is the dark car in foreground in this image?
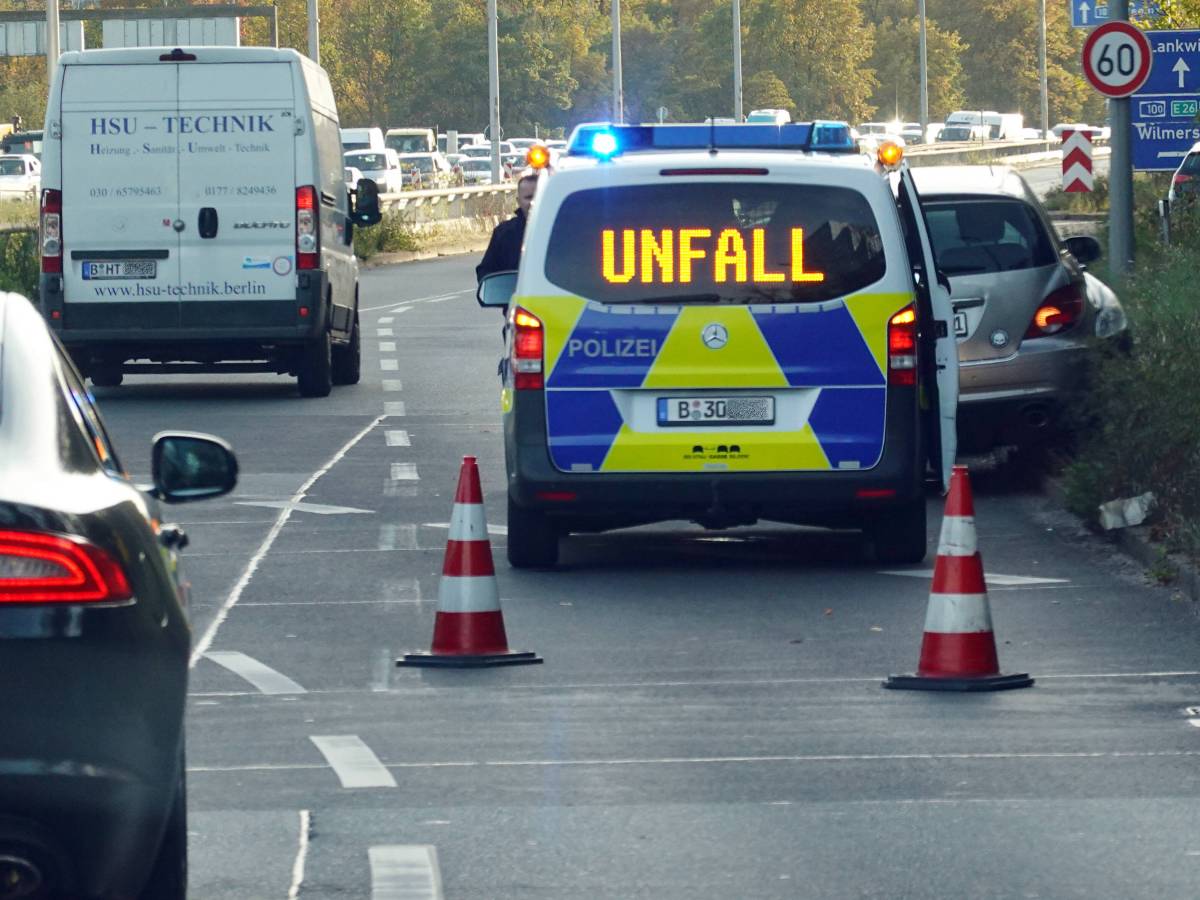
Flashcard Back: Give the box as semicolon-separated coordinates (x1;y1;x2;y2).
912;166;1128;451
0;292;237;899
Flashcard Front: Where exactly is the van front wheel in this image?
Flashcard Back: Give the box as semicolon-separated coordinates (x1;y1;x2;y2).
331;314;361;386
298;332;333;398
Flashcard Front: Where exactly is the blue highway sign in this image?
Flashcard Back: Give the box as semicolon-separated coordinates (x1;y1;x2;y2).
1132;30;1200;171
1071;0;1162;29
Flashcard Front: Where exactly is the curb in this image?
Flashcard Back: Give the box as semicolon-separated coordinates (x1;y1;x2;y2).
1042;476;1200;605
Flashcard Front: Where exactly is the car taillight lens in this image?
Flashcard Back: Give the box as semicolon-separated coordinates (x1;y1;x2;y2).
296;185;318;270
888;305;917;386
1025;283;1085;339
0;530;132;604
40;188;62;274
1174;173;1192;185
512;307;544;390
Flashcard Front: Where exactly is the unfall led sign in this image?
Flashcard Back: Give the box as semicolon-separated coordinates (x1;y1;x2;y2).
1062;130;1095;193
601;228;825;285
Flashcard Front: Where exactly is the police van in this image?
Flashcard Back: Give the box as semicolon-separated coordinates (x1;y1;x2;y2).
38;46;381;396
477;123;958;567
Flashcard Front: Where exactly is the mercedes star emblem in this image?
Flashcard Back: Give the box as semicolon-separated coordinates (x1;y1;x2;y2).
702;323;729;350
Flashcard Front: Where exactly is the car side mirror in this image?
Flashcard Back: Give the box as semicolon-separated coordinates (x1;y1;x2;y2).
351;178;382;226
1064;235;1101;265
151;432;238;503
476;270;518;309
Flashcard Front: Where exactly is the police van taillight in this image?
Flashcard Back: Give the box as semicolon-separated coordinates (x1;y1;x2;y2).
512;308;544;390
888;305;917;386
40;189;62;274
296;186;318;270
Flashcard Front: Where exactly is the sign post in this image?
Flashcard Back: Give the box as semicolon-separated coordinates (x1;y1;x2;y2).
1082;14;1152;275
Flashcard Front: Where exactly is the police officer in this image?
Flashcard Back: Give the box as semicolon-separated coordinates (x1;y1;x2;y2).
476;172;537;281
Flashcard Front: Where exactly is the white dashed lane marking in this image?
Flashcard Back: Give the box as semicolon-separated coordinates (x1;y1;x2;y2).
204;651;306;695
236;501;372;516
380;341;397;352
386;430;411;447
309;735;398;789
369;845;443;900
424;521;507;537
378;316;394;324
391;463;420;481
383;379;403;392
384;401;406;416
380;359;399;371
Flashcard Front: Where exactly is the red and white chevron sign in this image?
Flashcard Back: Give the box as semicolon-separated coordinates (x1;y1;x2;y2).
1062;129;1094;193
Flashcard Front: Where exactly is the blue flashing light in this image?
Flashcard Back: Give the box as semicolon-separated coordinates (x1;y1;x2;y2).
591;130;619;158
566;121;858;158
809;120;855;151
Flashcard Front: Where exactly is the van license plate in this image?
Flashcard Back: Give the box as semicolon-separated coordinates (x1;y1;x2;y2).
657;396;775;426
82;260;157;280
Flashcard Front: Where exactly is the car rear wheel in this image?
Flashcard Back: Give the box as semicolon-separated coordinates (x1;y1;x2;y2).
870;499;928;565
298;331;333;398
90;367;123;388
331;313;361;386
138;761;186;900
507;496;559;568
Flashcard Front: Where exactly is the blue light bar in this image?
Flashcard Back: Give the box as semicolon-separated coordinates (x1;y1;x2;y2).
566;121;858;158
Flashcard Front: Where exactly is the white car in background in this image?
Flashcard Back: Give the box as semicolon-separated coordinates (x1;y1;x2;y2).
0;154;40;201
344;165;364;193
460;158;508;185
344;149;404;194
461;141;515;159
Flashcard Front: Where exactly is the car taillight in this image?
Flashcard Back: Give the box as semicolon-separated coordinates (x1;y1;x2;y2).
1025;283;1084;339
0;530;132;604
1174;173;1192;185
512;307;544;390
296;186;318;270
40;188;62;274
888;305;917;386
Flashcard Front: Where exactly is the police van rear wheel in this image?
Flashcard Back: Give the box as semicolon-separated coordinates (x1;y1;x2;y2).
331;314;361;386
507;496;560;568
298;332;333;398
870;500;928;565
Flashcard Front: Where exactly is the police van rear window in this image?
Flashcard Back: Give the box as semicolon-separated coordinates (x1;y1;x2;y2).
544;183;886;304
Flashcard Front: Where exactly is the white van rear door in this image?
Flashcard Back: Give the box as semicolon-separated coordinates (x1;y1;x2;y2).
60;63;181;315
176;62;297;316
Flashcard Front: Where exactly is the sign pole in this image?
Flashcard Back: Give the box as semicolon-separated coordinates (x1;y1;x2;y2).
307;0;319;64
918;0;928;135
732;0;743;122
612;0;624;123
1039;0;1049;138
1110;0;1135;275
46;0;60;84
488;0;501;185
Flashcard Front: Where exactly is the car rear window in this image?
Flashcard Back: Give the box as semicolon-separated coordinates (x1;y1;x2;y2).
1179;152;1200;175
347;152;387;170
544;182;887;305
923;199;1056;275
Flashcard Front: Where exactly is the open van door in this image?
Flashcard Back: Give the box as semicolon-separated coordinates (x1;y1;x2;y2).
896;168;958;492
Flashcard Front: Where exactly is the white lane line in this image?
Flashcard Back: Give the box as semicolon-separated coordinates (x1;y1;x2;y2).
386;430;411;447
379;317;394;324
380;359;399;371
237;599;426;607
309;735;397;788
879;570;1070;586
370;845;443;900
383;379;403;392
378;524;418;550
203;651;306;695
236;500;373;516
391;463;420;481
384;401;406;416
287;809;311;900
424;521;507;537
377;328;395;337
380;341;397;352
362;290;470;313
189;748;1200;777
393;306;412;314
189;415;385;667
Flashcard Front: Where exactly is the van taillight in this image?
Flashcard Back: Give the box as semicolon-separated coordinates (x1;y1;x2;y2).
40;189;62;274
296;186;318;270
1025;284;1084;339
0;530;132;604
888;305;917;386
512;308;544;390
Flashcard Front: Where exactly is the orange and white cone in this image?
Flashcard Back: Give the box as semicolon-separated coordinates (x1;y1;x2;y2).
885;465;1033;692
398;456;542;668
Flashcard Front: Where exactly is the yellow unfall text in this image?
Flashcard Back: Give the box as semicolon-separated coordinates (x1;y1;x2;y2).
601;228;825;285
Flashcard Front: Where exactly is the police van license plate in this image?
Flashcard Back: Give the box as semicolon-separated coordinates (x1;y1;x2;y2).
82;260;157;280
657;396;775;426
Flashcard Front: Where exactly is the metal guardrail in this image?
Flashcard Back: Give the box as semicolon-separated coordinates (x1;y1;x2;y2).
377;182;515;226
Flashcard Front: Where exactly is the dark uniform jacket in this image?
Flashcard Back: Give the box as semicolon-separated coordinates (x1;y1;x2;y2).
476;209;527;281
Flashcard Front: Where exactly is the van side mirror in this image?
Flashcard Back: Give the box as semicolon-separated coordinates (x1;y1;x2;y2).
477;270;518;309
151;432;238;503
351;178;382;227
1064;235;1101;265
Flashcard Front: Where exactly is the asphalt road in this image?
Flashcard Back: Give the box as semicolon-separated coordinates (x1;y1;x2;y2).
92;252;1200;900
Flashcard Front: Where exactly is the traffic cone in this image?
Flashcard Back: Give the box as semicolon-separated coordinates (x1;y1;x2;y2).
398;456;542;668
885;465;1033;692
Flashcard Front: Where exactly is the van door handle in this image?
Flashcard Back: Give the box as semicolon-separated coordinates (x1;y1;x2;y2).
198;207;219;239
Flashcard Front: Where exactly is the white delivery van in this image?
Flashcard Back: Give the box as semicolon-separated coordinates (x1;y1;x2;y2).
38;46;381;397
384;127;435;154
340;126;384;153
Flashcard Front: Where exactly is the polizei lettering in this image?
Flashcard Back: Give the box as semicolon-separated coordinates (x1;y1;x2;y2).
566;337;660;358
162;114;276;135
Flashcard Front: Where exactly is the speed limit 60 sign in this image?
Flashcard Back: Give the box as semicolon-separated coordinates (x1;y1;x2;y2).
1082;21;1153;97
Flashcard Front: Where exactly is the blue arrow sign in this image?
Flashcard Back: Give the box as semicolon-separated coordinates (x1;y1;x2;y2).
1071;0;1162;29
1132;30;1200;171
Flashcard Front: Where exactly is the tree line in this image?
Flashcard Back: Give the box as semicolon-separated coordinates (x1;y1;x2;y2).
5;0;1200;135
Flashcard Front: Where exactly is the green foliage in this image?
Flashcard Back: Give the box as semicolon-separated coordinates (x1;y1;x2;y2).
0;229;38;299
1042;175;1111;214
353;210;421;260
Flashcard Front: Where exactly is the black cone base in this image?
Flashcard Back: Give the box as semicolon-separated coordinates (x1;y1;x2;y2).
397;650;543;668
884;672;1034;692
